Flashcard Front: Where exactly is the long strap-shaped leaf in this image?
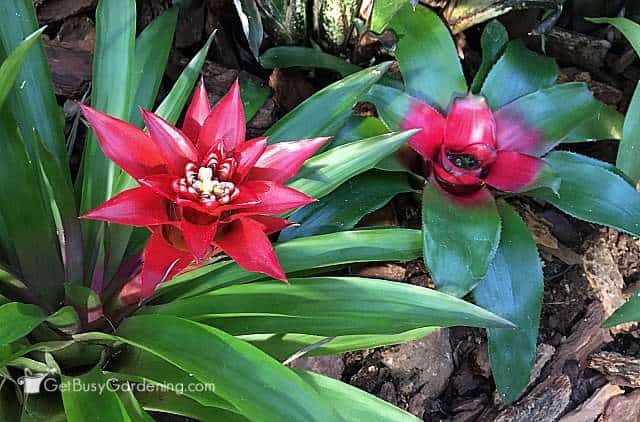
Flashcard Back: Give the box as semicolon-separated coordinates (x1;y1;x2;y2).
144;276;515;335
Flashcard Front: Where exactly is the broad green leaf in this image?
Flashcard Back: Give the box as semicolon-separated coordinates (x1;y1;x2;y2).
129;8;179;128
288;130;417;199
61;368;131;422
20;392;67;422
144;276;516;335
364;84;427;133
260;46;360;76
481;39;558;109
110;348;236;410
117;389;154;422
0;27;45;107
0;110;65;309
493;83;601;155
116;315;341;421
422;182;501;297
370;0;406;33
0;340;74;368
298;370;420;422
473;201;543;403
243;328;438;361
563;102;624;143
135;390;249;422
155;228;423;300
280;170;413;240
155;31;215;124
329;116;389;148
533;151;640;236
79;0;137;285
233;0;263;58
471;20;509;93
617;82;640;183
602;290;640;327
0;0;69;172
588;17;640;56
390;3;467;110
0;303;44;347
239;77;270;122
266;63;391;142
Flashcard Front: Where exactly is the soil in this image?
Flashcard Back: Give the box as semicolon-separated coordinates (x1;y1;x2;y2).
34;0;640;420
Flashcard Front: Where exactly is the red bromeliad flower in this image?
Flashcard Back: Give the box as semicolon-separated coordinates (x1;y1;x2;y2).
401;94;556;197
81;80;328;298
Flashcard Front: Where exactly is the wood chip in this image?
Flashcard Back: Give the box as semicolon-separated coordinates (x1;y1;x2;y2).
37;0;97;24
494;375;572;422
529;28;611;71
44;40;92;98
601;389;640;422
558;383;624;422
588;352;640;388
551;304;612;374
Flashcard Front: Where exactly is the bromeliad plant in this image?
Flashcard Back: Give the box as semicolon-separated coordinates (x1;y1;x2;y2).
362;3;640;403
0;1;517;421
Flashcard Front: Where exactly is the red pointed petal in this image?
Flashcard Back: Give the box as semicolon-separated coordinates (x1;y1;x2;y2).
249;137;330;183
81;187;172;226
197;79;245;155
80;105;165;179
139;174;179;201
247;215;292;235
182;78;211;141
142;109;199;175
234;137;268;182
181;219;218;260
214;218;286;281
444;95;496;151
485;151;549;192
141;232;193;298
241;180;316;215
400;99;445;159
494;112;545;156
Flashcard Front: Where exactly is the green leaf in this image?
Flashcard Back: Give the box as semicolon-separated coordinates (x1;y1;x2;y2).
493;83;601;155
61;368;131;422
471;20;509;94
473;201;543;403
79;0;137;284
116;389;154;422
266;63;391;142
370;0;406;33
155;228;423;300
239;77;270;122
0;27;45;107
288;130;417;200
563;102;624;143
243;328;439;361
260;46;360;76
587;17;640;57
329;116;389;148
481;39;558;109
617;82;640;183
116;315;341;421
390;3;467;110
0;110;65;309
155;31;215;124
0;302;45;347
144;276;516;335
233;0;263;58
0;0;69;172
603;290;640;328
128;8;178;128
422;182;501;297
135;390;249;422
0;381;20;422
110;347;236;411
297;370;420;421
280;170;414;241
20;392;67;422
533;151;640;237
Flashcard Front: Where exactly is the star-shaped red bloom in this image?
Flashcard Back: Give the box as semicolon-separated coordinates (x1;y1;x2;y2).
81;80;328;298
401;94;553;197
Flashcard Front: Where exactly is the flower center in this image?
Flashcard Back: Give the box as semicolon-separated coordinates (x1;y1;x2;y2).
446;152;482;170
173;145;240;208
